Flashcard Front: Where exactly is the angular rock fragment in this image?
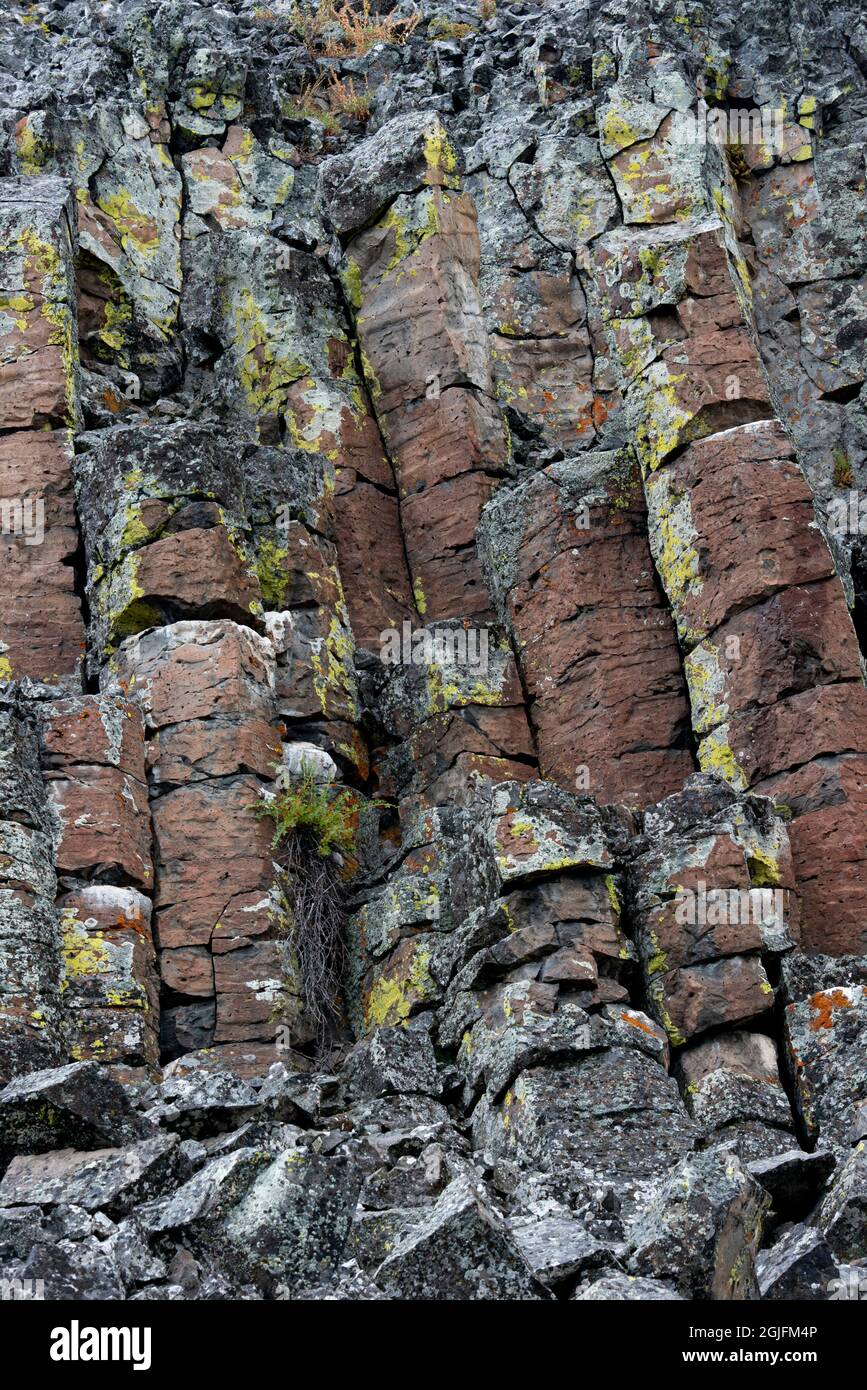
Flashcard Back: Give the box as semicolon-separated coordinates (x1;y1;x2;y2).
678;1031;796;1161
472;1048;697;1224
757;1225;839;1300
573;1273;684;1300
345;1026;440;1101
0;1133;178;1215
630;778;794;1044
816;1143;867;1262
781;954;867;1155
0;1062;153;1168
628;1150;771;1299
375;1177;549;1300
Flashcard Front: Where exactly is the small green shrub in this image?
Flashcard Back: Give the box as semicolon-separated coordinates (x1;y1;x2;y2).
429;18;476;40
256;760;358;1046
257;759;357;858
833;450;854;489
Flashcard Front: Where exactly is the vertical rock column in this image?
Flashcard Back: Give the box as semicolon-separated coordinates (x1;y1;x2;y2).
320;114;509;625
319;113;540;812
37;694;158;1072
478;449;694;807
0;175;85;685
0;707;64;1082
109;621;290;1074
74;420;297;1072
468;123;691;810
595;219;867;955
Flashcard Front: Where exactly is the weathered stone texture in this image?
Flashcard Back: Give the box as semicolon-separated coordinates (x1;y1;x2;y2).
0;0;866;1305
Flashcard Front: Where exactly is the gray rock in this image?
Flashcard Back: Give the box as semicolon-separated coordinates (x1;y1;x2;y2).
508;1210;607;1287
317;111;463;238
816;1142;867;1262
21;1236;124;1301
781;955;867;1156
376;1177;550;1300
748;1148;836;1216
0;1134;178;1216
346;1025;441;1101
0;1062;154;1168
145;1061;258;1137
628;1150;771;1299
573;1272;685;1300
757;1224;839;1300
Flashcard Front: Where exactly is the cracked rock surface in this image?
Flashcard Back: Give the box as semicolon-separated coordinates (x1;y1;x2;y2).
0;0;865;1301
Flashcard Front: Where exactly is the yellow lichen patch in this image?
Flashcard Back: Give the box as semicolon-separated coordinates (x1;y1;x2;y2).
746;847;781;888
604;873;620;916
684;642;728;734
15;117;50;175
645;470;702;641
423;124;460;187
632;364;691;474
602;109;641;152
698;725;749;791
95;189;160;256
230;287;310;417
61;915;111;980
310;613;359;719
341;257;363;311
255;538;290;607
364;944;432;1029
98;295;133;361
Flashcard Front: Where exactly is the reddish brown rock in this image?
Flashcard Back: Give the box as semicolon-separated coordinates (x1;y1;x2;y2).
655;954;775;1045
159;945;214;998
111;622;275;731
401;470;498;620
725;684;867;789
39;696;152;891
151;777;274;950
685;579;861;737
332;475;415;647
49;767;153;890
146;715;281;788
212;938;288;1043
349;187;508;621
0;431;85;684
756;757;867;956
40;695;147;778
384;705;537;813
594;223;773;473
631;781;796;1044
646;422;834;650
479;453;693;807
0;177;78;432
488;330;598;448
131;527;261;620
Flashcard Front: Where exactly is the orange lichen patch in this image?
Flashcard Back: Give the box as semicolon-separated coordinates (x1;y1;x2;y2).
102;390;122;413
808;988;854;1031
620;1010;657;1037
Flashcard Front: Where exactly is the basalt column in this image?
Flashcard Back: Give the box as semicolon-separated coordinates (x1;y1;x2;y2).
595;212;867;955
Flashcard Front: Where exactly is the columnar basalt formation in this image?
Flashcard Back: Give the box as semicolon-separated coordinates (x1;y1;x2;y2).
0;0;865;1304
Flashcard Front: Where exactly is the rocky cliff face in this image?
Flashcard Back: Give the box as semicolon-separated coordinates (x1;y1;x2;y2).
0;0;865;1302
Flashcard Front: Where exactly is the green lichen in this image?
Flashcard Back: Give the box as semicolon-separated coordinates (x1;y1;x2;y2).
255;539;290;607
364;944;432;1029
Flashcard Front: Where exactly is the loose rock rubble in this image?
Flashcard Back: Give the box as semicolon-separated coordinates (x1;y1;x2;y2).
0;0;865;1301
